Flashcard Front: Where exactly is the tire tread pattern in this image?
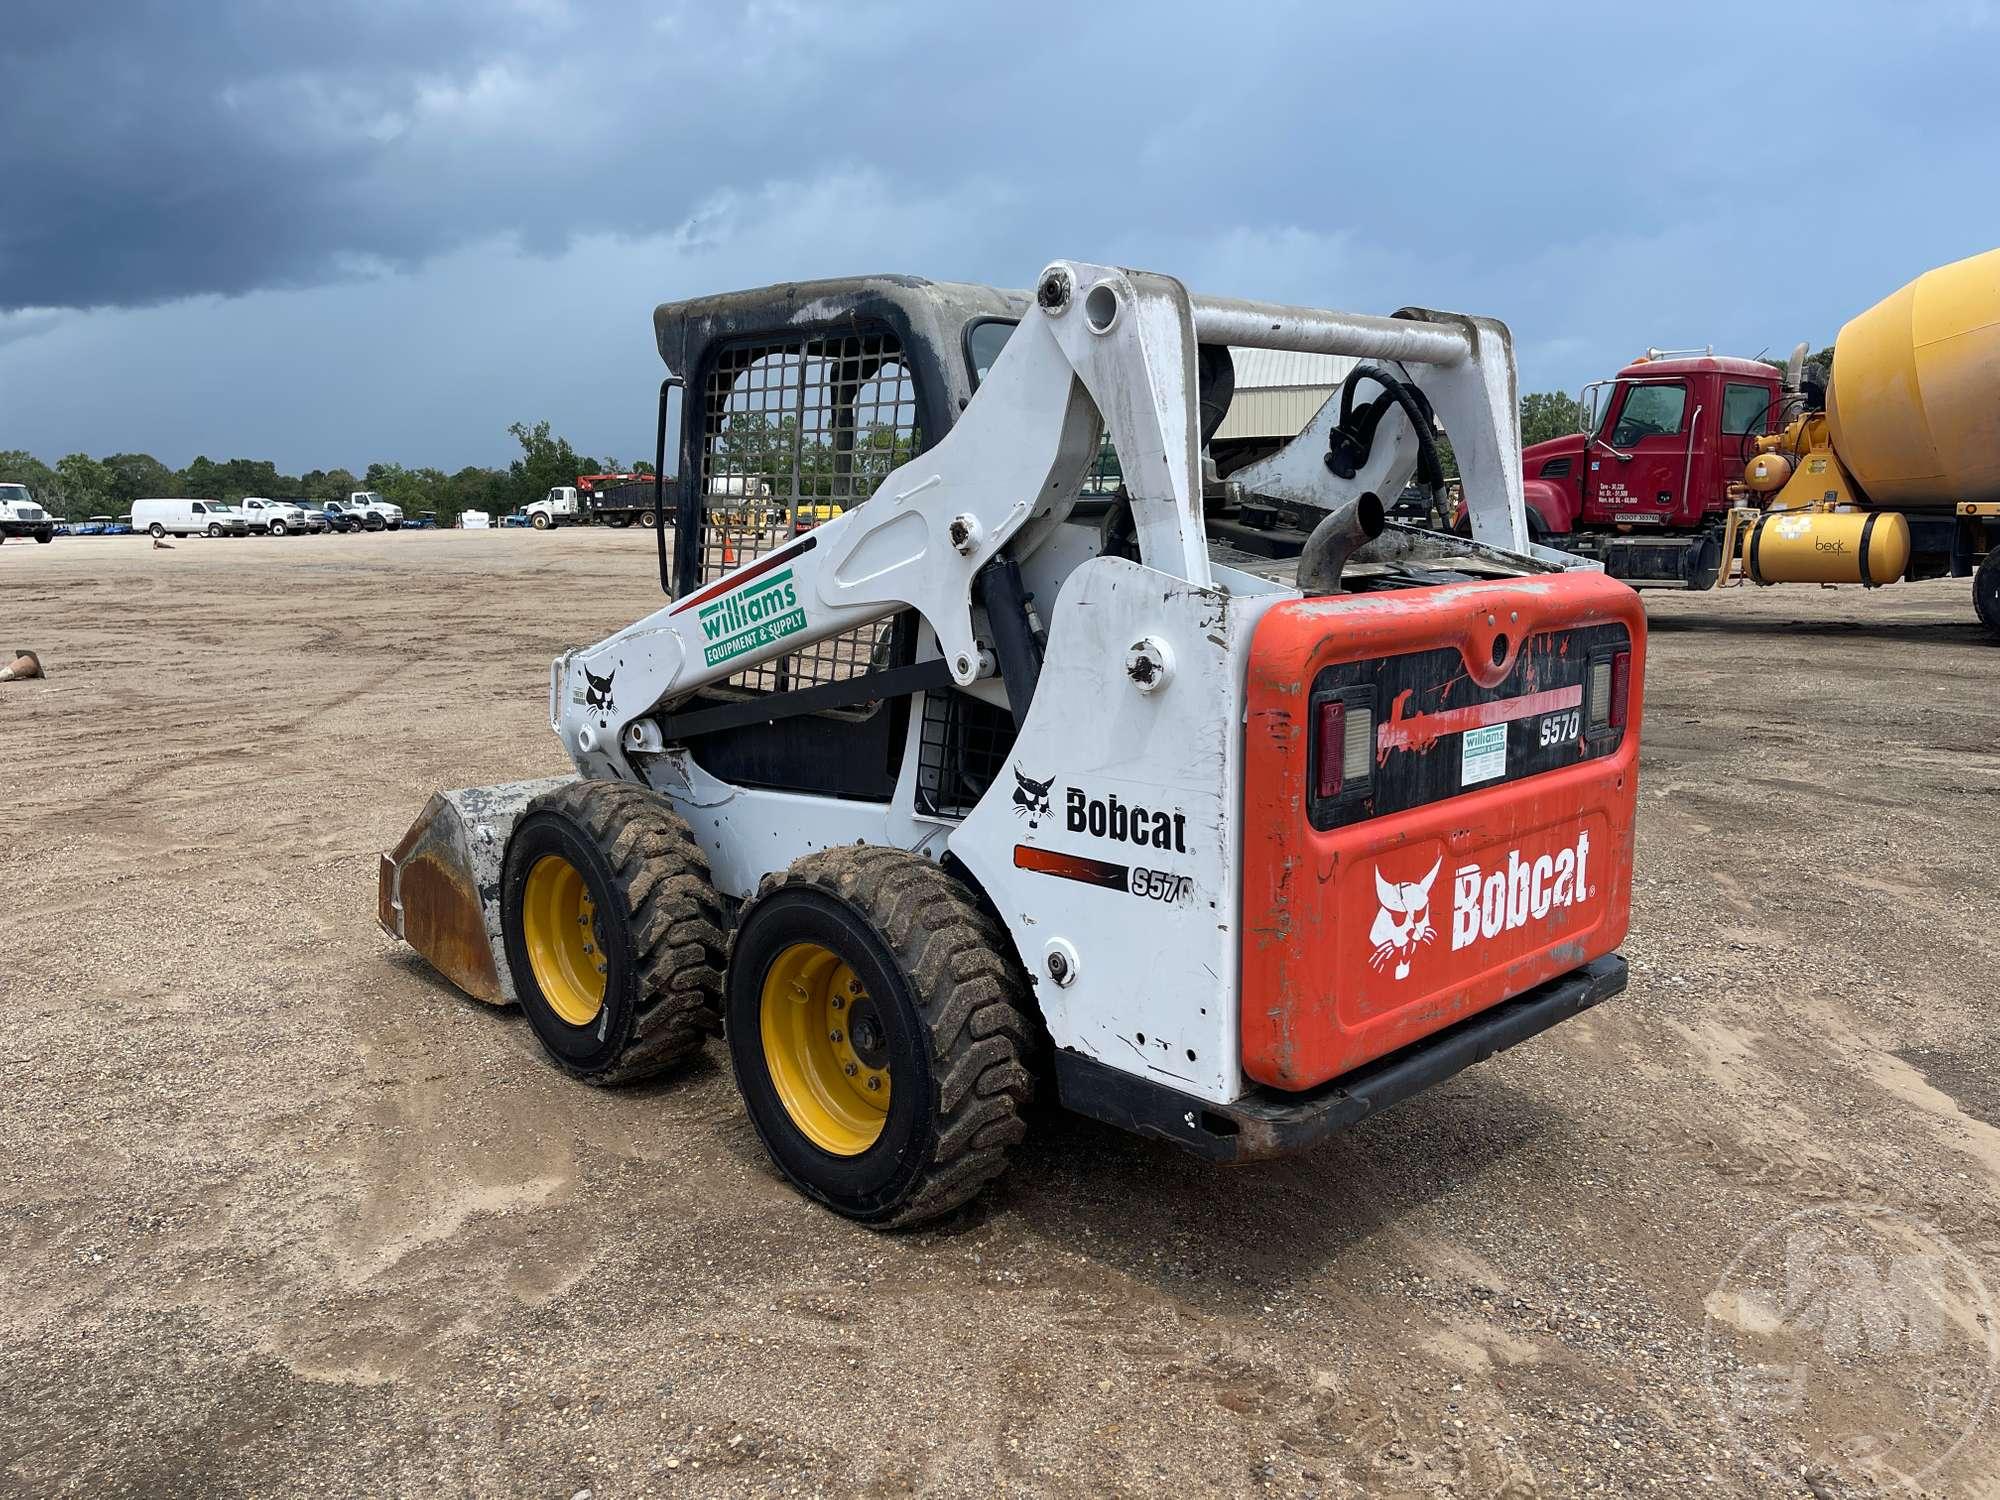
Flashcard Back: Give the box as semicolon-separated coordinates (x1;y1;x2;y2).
1974;551;2000;637
527;780;727;1085
744;845;1035;1228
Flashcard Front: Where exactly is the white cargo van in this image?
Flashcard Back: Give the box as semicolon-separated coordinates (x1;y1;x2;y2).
132;498;251;539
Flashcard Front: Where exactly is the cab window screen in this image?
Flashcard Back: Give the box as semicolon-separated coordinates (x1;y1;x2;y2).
698;331;919;695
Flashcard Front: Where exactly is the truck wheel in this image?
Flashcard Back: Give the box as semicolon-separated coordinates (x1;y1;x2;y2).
206;523;223;538
637;510;656;528
531;512;551;530
609;514;631;529
1975;551;2000;639
35;529;52;544
501;782;727;1085
149;523;166;539
269;520;288;537
725;846;1036;1228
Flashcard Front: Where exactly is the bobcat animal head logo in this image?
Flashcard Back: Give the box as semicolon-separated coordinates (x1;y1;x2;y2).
1012;768;1054;829
1369;856;1441;980
583;666;616;712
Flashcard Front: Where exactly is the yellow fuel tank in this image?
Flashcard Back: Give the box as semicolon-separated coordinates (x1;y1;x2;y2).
1743;452;1792;493
1827;248;2000;508
1744;509;1912;586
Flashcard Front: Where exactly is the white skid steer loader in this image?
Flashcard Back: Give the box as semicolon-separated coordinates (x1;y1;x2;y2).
380;260;1644;1227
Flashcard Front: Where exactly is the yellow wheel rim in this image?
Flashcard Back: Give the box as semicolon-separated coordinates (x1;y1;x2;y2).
759;942;890;1156
521;854;607;1026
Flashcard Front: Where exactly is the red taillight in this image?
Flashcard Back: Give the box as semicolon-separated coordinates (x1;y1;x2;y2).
1609;649;1632;728
1315;699;1345;799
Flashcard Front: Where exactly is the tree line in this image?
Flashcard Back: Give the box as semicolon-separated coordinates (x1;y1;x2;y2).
0;421;644;525
2;387;1691;524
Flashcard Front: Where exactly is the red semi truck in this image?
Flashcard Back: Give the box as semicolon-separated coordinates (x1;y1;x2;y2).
1511;250;2000;635
1515;350;1782;587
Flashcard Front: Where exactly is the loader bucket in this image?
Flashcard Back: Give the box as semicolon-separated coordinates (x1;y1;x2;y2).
376;777;575;1005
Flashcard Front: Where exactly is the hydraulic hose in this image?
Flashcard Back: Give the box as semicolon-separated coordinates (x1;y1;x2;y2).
1324;364;1447;509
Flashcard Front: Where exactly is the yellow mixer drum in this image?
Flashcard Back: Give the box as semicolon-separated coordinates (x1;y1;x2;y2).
1744;509;1912;586
1828;248;2000;509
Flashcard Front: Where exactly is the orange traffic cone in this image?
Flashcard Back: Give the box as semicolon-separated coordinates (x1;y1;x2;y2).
721;530;737;567
1;649;43;681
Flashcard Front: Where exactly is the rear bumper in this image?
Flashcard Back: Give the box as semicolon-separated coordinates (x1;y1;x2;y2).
1053;954;1625;1162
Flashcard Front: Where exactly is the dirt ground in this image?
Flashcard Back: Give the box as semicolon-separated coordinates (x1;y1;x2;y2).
3;529;1996;1499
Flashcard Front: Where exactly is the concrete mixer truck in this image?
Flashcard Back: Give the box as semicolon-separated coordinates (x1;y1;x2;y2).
1517;248;2000;637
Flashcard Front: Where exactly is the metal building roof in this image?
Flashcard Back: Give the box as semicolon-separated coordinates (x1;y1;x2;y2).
1214;347;1352;440
1228;347;1355;391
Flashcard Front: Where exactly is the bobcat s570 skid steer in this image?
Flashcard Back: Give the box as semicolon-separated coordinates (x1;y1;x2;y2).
380;260;1643;1228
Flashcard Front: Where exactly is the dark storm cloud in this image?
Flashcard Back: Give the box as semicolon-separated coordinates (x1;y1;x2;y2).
0;0;1019;309
7;0;1995;320
20;0;1985;317
2;0;1996;472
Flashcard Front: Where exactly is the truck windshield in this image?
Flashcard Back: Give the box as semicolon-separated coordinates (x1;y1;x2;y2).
0;484;29;502
1609;383;1687;445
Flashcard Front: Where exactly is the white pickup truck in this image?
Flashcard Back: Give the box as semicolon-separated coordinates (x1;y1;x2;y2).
328;492;404;531
238;497;317;536
0;483;55;544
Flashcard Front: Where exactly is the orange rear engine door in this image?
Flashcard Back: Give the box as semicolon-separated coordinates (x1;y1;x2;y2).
1240;571;1644;1091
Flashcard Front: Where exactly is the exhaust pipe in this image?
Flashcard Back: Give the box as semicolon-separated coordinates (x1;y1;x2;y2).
1296;491;1387;596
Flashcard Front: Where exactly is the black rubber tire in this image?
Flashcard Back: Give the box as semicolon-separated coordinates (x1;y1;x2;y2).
501;781;727;1085
206;523;223;538
269;521;287;537
637;510;656;528
1975;550;2000;640
609;514;631;529
149;523;165;539
725;846;1036;1229
35;529;52;544
531;512;551;530
366;516;384;532
386;520;400;531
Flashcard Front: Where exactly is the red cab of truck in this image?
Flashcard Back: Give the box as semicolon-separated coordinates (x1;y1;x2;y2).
1521;355;1780;538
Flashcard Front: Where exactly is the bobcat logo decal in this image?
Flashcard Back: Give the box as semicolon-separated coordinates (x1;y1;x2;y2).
582;665;616;713
1369;856;1441;980
1012;768;1054;829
